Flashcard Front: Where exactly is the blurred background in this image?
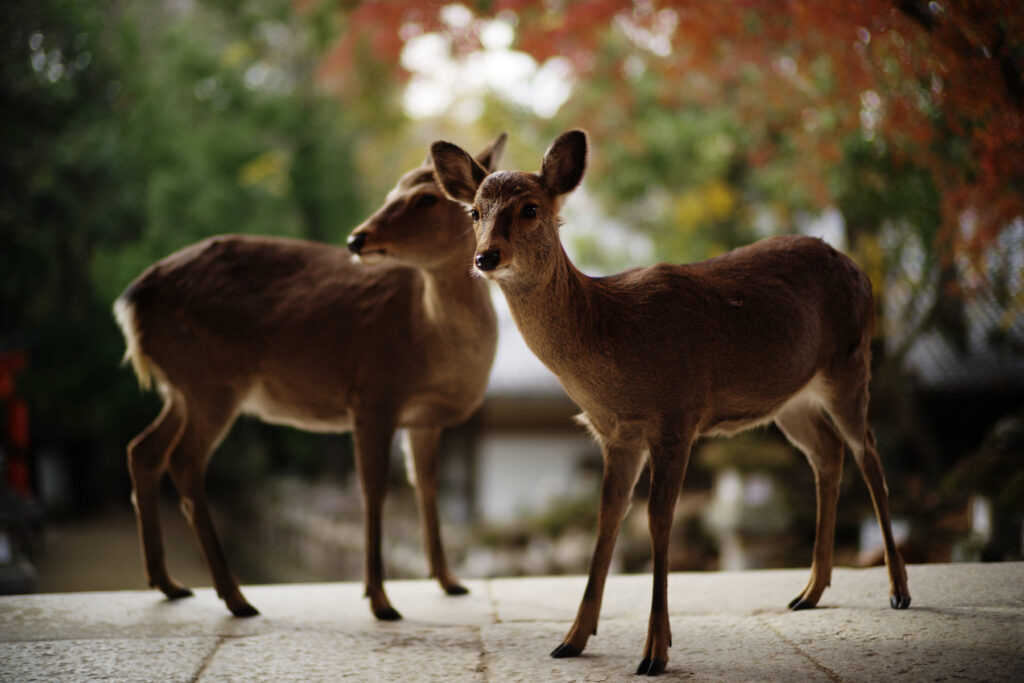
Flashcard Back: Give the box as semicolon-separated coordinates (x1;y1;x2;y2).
1;0;1022;595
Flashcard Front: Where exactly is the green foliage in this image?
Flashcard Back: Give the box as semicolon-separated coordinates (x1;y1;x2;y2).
1;0;368;504
474;494;598;547
698;433;798;473
829;137;941;244
545;31;828;265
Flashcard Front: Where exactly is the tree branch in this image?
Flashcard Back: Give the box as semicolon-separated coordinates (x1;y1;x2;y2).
895;0;1023;106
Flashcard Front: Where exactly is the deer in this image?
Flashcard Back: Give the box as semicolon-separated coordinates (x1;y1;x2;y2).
113;133;506;621
432;129;911;676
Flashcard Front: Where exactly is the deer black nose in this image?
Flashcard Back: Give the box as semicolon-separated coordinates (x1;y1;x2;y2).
475;249;501;271
347;232;367;254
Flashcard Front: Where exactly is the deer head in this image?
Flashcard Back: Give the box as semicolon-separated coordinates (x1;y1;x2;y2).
432;130;587;289
349;132;508;268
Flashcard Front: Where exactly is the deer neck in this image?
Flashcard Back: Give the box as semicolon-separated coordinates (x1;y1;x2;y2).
411;251;497;423
500;244;595;378
418;253;495;335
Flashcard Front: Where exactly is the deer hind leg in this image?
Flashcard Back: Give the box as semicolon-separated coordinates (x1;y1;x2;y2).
404;426;466;596
636;432;693;677
165;394;256;617
774;405;844;610
353;409;401;620
826;372;911;609
127;396;191;599
552;444;646;660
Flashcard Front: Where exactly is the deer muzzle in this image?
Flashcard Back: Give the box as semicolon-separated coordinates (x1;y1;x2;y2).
475;248;501;272
346;232;368;254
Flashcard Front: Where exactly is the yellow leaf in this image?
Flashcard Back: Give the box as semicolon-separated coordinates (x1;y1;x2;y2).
238;149;291;197
221;41;251;68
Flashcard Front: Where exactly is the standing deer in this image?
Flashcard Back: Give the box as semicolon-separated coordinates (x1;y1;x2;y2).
114;134;506;620
432;130;910;676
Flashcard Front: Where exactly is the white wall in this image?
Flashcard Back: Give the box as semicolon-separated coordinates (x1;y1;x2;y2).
475;432;594;524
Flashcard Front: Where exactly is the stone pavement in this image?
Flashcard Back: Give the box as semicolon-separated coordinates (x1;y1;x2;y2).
1;563;1021;681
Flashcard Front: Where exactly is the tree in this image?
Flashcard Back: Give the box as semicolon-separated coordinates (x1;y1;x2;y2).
1;0;368;507
324;0;1024;499
330;0;1023;257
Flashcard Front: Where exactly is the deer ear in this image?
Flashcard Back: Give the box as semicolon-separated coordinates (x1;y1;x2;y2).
474;132;508;173
432;141;488;204
540;129;587;196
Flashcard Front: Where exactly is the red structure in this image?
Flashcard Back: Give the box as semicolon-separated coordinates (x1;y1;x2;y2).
0;349;30;496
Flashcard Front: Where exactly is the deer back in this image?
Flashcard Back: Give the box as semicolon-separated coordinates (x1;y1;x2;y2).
119;236;425;427
117;137;508;432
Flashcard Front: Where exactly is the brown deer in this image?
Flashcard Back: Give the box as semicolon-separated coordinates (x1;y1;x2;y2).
114;134;506;620
432;130;910;676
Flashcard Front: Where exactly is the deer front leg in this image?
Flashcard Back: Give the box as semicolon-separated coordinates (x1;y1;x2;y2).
353;409;401;620
552;445;646;659
637;438;691;677
406;426;467;595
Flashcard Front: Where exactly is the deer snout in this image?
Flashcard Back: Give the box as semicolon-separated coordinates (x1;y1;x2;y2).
347;225;389;265
346;232;367;254
475;248;501;272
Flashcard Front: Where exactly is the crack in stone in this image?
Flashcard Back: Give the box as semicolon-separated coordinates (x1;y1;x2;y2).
764;618;844;683
190;635;225;683
474;625;491;682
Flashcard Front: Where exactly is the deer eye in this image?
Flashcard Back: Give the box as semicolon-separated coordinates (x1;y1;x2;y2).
416;194;438;208
521;204;538;219
470;208;480;221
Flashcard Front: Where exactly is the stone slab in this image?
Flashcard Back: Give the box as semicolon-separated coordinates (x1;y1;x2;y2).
0;563;1020;682
0;637;219;683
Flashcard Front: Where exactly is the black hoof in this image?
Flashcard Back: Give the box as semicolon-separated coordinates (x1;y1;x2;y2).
230;603;260;618
445;583;470;596
789;597;815;611
551;643;581;658
164;586;194;601
890;594;911;609
636;658;667;676
374;606;403;621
